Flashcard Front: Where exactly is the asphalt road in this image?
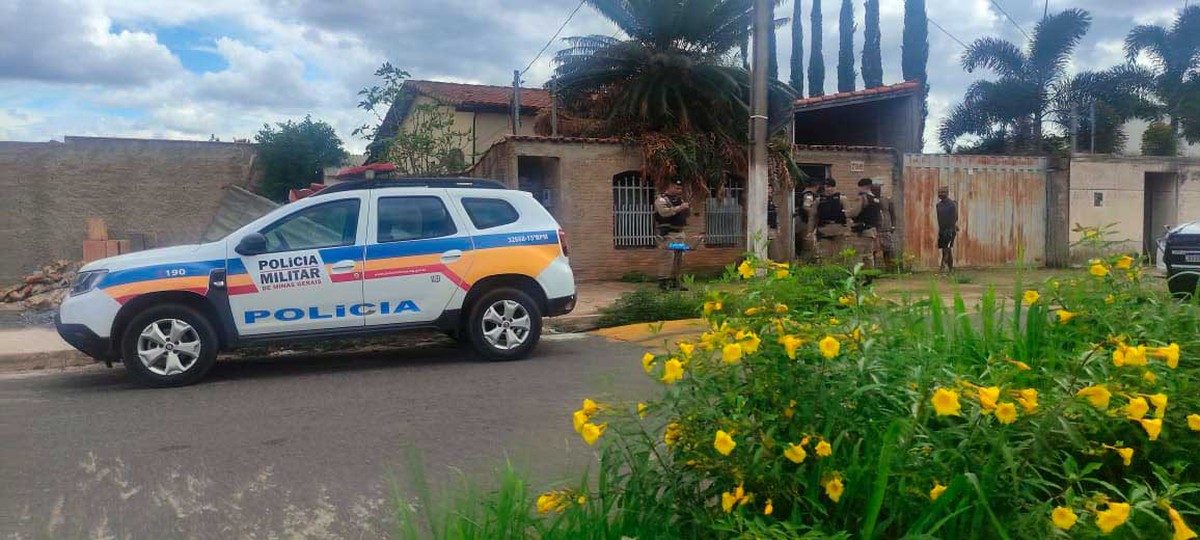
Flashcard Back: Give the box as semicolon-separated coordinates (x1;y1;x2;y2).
1;334;654;539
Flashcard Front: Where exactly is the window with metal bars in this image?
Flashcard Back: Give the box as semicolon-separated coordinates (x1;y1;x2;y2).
612;172;657;248
704;178;745;248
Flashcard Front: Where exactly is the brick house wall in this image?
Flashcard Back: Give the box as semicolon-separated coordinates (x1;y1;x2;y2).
469;136;746;281
0;136;259;281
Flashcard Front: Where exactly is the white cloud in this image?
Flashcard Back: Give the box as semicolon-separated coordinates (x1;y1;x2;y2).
196;38;316;108
0;0;183;85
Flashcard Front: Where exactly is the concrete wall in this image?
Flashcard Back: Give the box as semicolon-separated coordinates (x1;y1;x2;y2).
0;136;259;281
470;138;746;281
1069;155;1200;259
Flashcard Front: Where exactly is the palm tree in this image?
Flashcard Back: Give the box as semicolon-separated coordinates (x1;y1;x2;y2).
1124;5;1200;145
938;9;1093;153
553;0;794;138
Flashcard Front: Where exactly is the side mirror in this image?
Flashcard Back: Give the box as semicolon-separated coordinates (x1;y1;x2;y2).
235;233;268;256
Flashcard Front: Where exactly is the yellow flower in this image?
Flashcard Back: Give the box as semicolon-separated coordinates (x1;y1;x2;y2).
1149;393;1168;418
994;402;1018;424
1114;446;1134;466
714;430;736;456
720;484;750;513
1168;504;1199;540
1154;343;1181;369
664;422;682;445
1008;359;1032;370
1140;418;1163;440
779;334;803;359
784;399;796;419
1105;294;1116;304
577;494;586;505
582;398;600;415
1144;371;1159;384
824;476;844;503
1116;255;1135;269
721;343;743;364
1090;263;1111;277
829;317;841;325
1057;309;1078;323
1023;289;1040;305
1188;414;1200;431
737;331;761;354
743;307;761;316
702;301;722;316
1125;396;1150;420
838;295;853;306
774;303;789;313
737;260;755;279
637;402;647;419
816;440;833;457
763;499;773;516
1077;385;1112;409
1113;344;1147;367
537;492;565;513
783;442;808;463
1051;506;1078;530
931;388;963;416
642;352;655;373
581;422;606;445
678;342;695;358
1016;389;1039;413
573;409;588;433
819;335;841;359
976;386;1001;412
774;264;790;279
930;483;947;501
1095;501;1130;534
660;358;684;384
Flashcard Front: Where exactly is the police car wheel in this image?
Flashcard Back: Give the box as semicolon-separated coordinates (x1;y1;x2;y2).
1168;271;1199;299
467;288;541;361
120;304;219;387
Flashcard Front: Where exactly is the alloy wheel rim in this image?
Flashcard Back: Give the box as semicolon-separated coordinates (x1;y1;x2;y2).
481;300;530;350
137;318;201;376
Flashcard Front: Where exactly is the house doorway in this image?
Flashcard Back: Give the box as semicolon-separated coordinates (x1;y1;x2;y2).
517;156;560;217
1143;172;1178;262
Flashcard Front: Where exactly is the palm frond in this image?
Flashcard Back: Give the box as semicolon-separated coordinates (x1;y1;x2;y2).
1028;8;1091;80
1125;24;1170;67
961;37;1025;78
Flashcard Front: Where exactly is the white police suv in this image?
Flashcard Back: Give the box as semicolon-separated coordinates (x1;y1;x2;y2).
56;178;576;387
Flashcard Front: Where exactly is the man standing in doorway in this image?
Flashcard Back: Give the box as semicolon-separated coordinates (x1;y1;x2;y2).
848;178;883;268
936;186;958;274
796;177;820;262
654;180;691;290
871;184;897;267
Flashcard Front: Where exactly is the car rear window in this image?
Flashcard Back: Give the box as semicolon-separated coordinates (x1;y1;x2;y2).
462;198;520;229
377;196;457;243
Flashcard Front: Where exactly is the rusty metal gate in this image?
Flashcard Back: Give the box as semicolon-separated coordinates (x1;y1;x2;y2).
902;154;1047;269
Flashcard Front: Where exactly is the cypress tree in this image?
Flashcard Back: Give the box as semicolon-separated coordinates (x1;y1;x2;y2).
862;0;882;88
808;0;825;97
790;0;805;94
837;0;856;92
902;0;928;147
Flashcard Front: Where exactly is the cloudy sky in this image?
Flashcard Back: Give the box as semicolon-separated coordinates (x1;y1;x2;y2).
0;0;1189;153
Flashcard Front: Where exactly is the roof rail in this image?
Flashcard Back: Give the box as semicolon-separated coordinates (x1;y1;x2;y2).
314;177;508;196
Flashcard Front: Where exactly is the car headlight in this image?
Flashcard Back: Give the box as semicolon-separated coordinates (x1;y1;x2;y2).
70;270;108;296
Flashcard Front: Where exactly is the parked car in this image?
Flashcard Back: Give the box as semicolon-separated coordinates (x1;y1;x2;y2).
1157;220;1200;297
56;178;576;387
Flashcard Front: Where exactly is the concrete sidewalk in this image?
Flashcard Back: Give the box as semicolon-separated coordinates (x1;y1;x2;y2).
0;281;644;372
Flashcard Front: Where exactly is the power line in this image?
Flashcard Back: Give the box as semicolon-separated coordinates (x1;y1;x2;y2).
521;0;587;77
929;17;969;50
988;0;1032;41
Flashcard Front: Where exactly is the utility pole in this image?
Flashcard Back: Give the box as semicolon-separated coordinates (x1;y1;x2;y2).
512;69;521;135
550;78;559;137
747;0;770;261
1089;101;1096;154
1070;104;1078;154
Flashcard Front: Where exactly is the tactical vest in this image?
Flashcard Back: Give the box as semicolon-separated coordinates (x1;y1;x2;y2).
855;192;883;231
654;193;689;228
817;192;847;226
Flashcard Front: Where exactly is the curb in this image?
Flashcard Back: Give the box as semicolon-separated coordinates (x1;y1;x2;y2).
0;350;96;373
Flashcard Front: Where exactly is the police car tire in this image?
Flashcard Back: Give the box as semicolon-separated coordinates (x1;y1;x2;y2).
120;304;219;388
467;287;542;361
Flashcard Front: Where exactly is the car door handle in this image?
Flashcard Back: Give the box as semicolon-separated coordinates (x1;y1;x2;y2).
330;260;357;273
440;250;463;263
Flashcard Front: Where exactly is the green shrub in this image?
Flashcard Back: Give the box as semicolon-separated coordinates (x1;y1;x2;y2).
595;286;704;328
1142;122;1180;157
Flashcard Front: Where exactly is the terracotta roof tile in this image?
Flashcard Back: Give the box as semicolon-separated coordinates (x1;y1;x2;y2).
407;80;553;110
794;80;920;108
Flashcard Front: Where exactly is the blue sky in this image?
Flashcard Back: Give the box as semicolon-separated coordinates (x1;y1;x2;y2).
0;0;1189;153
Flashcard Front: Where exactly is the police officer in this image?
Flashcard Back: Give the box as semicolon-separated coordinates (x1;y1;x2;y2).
849;178;883;268
654;180;690;290
815;178;850;262
871;184;897;267
796;177;820;262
